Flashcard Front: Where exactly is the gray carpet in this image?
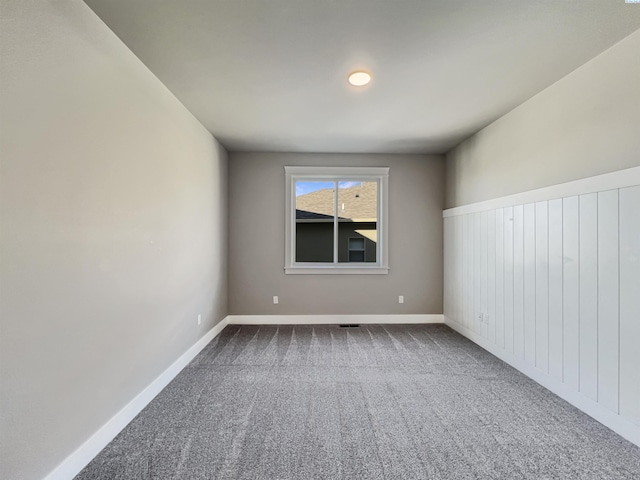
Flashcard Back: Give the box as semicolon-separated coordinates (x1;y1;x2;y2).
75;324;640;479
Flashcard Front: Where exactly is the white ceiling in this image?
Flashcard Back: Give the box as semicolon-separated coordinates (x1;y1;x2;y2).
84;0;640;154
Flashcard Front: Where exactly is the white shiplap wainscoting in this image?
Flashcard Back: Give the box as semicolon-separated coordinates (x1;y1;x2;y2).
443;166;640;447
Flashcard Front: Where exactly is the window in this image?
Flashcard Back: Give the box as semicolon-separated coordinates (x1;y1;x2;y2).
348;237;366;262
285;166;389;274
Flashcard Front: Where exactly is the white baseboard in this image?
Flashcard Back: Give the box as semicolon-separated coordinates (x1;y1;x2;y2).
227;314;444;325
44;317;230;480
444;317;640;448
43;314;440;479
42;314;635;480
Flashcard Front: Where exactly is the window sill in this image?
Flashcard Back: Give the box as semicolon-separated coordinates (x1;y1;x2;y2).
284;266;390;275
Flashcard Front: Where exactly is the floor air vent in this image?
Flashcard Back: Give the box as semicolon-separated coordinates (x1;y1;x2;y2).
339;324;360;328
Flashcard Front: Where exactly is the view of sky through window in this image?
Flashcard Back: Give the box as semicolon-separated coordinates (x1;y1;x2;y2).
295;180;361;196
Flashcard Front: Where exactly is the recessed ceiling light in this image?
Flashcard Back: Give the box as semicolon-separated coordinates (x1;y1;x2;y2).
348;71;371;87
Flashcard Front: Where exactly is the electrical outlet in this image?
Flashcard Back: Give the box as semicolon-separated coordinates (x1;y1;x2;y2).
197;314;202;325
398;295;404;304
273;296;279;304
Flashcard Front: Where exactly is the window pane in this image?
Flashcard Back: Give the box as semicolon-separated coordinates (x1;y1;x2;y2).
337;181;377;263
295;181;334;262
348;237;365;250
349;250;365;262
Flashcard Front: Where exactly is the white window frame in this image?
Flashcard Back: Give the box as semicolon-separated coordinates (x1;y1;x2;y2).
285;166;389;275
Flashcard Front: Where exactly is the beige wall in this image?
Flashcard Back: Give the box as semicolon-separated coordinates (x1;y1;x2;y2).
445;29;640;208
0;2;228;480
228;152;444;315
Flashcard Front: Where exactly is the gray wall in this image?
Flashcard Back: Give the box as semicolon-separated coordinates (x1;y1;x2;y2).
445;29;640;208
228;153;444;315
0;2;228;480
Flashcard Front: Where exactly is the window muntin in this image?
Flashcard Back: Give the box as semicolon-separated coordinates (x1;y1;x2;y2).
285;166;389;274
